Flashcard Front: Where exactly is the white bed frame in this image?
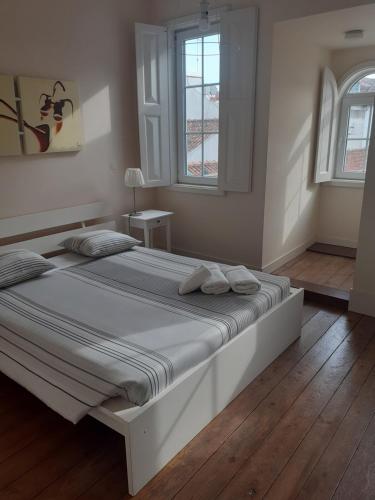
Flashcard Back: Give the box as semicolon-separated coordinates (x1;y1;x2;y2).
0;203;304;496
0;202;116;255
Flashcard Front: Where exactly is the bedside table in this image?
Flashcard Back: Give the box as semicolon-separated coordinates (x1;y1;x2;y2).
121;210;174;252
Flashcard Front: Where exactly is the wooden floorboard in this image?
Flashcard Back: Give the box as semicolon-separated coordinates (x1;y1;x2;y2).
78;463;129;500
292;279;350;303
34;431;122;500
217;316;375;500
0;411;56;465
0;421;103;499
0;410;76;481
301;301;321;326
0;301;374;500
266;327;375;500
297;362;375;499
274;251;356;297
332;413;375;500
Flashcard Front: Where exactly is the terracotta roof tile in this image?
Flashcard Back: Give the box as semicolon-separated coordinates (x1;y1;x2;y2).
345;148;367;172
187;161;218;177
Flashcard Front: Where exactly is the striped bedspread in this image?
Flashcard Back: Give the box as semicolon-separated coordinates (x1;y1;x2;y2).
0;247;290;423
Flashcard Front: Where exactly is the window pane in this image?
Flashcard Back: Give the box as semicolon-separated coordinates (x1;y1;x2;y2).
343;139;369;173
203;85;219;132
180;30;220;183
203;34;220;84
347;104;372;139
349;74;375;93
203;133;218;177
186;134;203;177
186;87;202;133
185;37;202;87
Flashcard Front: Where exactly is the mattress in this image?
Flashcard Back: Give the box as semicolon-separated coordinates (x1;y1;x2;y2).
0;247;290;423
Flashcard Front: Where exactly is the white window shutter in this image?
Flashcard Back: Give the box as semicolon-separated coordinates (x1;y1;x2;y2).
218;7;258;192
135;23;171;187
314;67;338;183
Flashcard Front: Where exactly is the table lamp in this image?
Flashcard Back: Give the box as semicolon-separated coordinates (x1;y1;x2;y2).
124;168;145;216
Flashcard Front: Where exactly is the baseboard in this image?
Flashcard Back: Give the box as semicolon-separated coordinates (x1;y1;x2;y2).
261;239;316;274
308;242;356;259
316;237;357;249
172;247;260;271
349;289;375;317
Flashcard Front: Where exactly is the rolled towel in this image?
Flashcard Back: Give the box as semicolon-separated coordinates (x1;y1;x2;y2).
201;264;230;295
225;265;261;294
179;265;212;295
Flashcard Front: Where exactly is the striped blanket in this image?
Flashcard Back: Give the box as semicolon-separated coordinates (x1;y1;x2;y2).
0;247;290;423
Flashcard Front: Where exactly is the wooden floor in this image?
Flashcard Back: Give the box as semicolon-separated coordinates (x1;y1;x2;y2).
1;300;375;499
274;250;355;292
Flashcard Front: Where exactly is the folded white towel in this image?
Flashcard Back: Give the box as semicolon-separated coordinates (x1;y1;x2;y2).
225;265;261;295
201;264;230;295
179;265;212;295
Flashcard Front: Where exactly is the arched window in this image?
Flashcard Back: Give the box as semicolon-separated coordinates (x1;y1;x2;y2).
336;71;375;180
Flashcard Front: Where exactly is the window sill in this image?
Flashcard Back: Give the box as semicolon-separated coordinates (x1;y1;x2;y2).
325;179;365;189
166;183;225;196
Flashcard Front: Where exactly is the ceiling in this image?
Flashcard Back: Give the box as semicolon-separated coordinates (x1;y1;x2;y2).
277;3;375;50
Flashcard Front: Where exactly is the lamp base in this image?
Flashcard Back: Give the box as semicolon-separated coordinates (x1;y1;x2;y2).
129;211;143;217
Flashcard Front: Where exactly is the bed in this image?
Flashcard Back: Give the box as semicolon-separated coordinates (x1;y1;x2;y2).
0;203;304;495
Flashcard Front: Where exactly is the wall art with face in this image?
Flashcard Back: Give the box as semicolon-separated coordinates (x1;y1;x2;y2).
18;76;83;154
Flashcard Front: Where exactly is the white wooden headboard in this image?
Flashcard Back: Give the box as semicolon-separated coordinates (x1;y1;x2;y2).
0;202;116;255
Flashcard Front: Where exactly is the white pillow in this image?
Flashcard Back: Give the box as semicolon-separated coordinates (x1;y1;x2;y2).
0;249;55;289
61;230;141;257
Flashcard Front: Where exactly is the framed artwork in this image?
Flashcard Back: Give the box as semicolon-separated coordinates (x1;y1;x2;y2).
18;76;83;154
0;74;22;156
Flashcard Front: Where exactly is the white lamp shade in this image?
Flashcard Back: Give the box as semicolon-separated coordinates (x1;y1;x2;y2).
124;168;145;188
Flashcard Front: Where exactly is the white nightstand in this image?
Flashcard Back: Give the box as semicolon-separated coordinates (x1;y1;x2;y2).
121;210;174;252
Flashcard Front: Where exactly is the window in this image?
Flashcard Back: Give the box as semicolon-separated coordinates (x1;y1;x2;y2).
135;7;258;192
176;28;220;185
336;73;375;180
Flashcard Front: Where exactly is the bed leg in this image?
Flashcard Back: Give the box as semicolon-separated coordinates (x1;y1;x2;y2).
123;422;168;496
124;435;137;496
124;429;153;496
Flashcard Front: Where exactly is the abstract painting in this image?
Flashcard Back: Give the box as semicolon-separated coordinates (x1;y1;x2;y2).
18;76;83;154
0;74;22;156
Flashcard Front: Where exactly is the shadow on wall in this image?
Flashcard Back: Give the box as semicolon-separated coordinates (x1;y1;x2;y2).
83;86;112;144
263;109;319;270
81;83;152;215
282;114;318;245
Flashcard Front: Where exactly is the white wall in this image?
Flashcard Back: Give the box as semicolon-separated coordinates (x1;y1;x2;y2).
153;0;373;269
262;22;330;272
318;185;363;247
350;131;375;316
315;45;375;248
0;0;156;220
331;44;375;79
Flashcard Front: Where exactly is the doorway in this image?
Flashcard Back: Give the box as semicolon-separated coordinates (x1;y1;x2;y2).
263;4;375;304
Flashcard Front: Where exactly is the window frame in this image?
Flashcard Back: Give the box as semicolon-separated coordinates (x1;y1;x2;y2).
334;68;375;182
175;24;221;186
335;93;375;180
